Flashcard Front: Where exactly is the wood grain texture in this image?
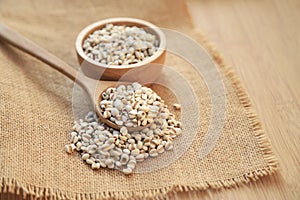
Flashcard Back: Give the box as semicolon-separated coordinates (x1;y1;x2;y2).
175;0;300;199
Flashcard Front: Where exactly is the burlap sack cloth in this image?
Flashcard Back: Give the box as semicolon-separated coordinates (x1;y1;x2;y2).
0;0;278;199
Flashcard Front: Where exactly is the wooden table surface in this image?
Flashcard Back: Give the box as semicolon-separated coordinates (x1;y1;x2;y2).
175;0;300;199
1;0;299;199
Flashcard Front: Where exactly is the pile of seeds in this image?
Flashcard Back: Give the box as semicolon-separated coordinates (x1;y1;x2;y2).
83;23;159;65
100;82;165;128
65;83;182;175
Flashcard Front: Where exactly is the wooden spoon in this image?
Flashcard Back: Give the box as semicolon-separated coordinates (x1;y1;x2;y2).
0;23;149;131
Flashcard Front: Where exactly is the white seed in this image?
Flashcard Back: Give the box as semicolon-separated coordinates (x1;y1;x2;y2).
81;146;87;151
106;87;115;94
127;160;136;169
99;150;110;158
81;122;88;127
103;110;111;118
120;135;127;141
102;92;109;100
111;108;119;116
132;82;141;90
120;126;128;135
129;109;137;116
87;145;97;154
82;153;90;160
128;143;136;151
123;149;130;154
152;139;161;145
146;130;154;137
100;159;107;167
135;154;145;162
92;162;100;169
107;163;115;169
86;129;93;135
125;105;132;112
149;149;158;157
76;141;82;148
134;135;142;141
137;141;143;149
115;120;124;126
115;161;122;168
106;138;116;144
157;145;165;154
114;99;124;110
131;148;140;156
125;122;134;127
100;143;115;152
120;154;129;165
128;139;135;144
160;113;168;119
141;119;148;126
110;149;122;157
72;124;81;132
72;136;79;143
105;158;114;166
137;111;145;118
82;134;91;143
94;154;101;160
144;153;149;159
86;159;94;165
142;145;148;151
149;143;156;149
175;128;182;135
121;115;128;122
129;155;136;162
71;131;77;138
165;142;173;151
122;167;132;175
98;135;107;142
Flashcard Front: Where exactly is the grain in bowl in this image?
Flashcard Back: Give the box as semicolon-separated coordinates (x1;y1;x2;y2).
82;24;159;66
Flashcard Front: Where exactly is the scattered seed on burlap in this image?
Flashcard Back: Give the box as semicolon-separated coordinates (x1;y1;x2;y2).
65;84;181;175
173;103;181;110
83;24;159;65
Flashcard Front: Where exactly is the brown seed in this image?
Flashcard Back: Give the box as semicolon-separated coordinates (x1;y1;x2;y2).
173;103;181;110
65;144;73;154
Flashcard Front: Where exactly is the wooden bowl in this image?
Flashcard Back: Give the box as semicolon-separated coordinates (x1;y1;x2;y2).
75;17;166;81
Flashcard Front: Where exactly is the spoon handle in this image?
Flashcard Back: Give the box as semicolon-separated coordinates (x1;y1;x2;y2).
0;23;86;86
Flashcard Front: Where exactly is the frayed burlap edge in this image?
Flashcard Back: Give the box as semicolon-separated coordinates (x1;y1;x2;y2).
0;30;278;200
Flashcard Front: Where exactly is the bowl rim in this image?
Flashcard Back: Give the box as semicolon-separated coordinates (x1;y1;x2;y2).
75;17;166;69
